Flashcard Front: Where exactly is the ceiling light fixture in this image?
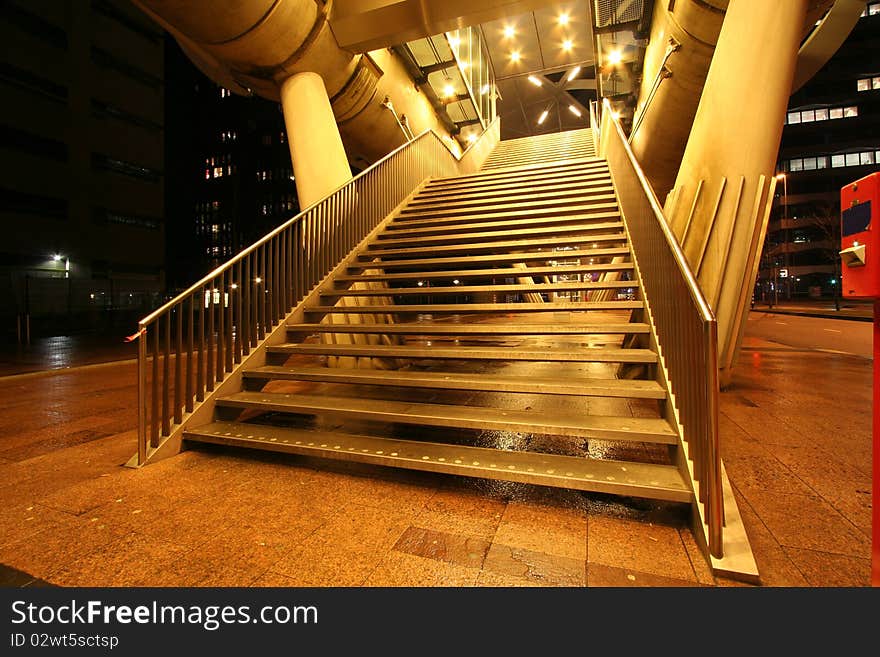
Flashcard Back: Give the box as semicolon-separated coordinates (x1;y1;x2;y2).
442;78;455;97
527;75;542;86
466;133;477;143
537;109;549;124
510;50;521;62
562;39;573;51
566;65;581;82
503;25;516;39
558;13;570;26
569;104;582;117
606;49;623;66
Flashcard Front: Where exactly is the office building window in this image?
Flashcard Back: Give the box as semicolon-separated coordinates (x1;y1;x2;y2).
0;187;67;220
0;62;67;103
4;2;68;48
857;76;880;91
91;47;162;89
0;124;68;161
92;153;162;182
786;105;858;124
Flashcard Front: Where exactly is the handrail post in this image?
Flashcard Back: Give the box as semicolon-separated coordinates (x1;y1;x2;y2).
137;321;147;465
705;319;724;557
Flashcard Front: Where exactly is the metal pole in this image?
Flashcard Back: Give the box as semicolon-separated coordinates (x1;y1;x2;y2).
137;323;147;465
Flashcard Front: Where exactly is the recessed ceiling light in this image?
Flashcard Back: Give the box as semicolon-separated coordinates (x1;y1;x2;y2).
569;104;582;117
443;81;455;97
606;49;623;66
527;75;542;86
562;39;573;51
503;25;516;39
466;134;477;143
510;50;521;62
566;66;581;82
558;13;570;26
537;109;549;124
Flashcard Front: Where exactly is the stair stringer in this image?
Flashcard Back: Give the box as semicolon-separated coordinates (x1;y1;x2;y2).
125;179;432;468
615;175;760;584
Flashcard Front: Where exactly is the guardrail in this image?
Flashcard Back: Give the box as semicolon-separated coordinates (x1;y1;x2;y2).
134;120;500;466
597;99;723;557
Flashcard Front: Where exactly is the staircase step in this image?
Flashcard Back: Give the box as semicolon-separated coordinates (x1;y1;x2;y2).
305;301;644;314
361;233;628;259
244;366;666;399
336;263;634;282
286;322;650;335
391;202;619;227
355;247;632;270
374;222;624;248
321;280;636;297
397;194;618;220
415;170;611;200
407;182;614;209
267;343;657;363
387;209;620;232
214;392;677;444
483;153;596;169
428;159;606;185
184;422;690;502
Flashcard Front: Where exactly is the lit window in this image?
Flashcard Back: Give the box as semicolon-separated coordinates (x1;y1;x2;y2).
801;109;815;122
814;108;828;121
829;107;843;119
787;112;800;124
860;152;875;165
857;78;870;91
844;106;858;117
789;158;803;171
846;153;860;166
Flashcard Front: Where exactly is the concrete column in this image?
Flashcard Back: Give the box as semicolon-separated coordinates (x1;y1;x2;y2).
665;0;808;386
280;72;352;208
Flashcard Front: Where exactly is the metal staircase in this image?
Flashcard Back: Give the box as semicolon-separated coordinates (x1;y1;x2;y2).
130;110;758;581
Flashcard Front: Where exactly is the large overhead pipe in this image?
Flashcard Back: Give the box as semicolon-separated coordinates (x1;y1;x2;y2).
132;0;455;200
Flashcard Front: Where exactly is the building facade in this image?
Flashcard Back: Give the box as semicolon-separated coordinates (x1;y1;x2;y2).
164;40;300;291
758;4;880;303
0;0;165;339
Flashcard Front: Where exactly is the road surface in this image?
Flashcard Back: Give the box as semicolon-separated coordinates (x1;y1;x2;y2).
745;311;872;359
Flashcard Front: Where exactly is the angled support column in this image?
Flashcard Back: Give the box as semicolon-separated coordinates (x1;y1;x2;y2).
664;0;808;387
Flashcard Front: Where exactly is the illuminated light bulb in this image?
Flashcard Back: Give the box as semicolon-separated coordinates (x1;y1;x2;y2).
537;109;549;125
611;110;621;120
569;104;582;117
558;13;570;26
510;50;521;62
562;39;573;52
53;254;62;262
443;83;455;97
606;49;623;66
567;66;581;82
528;75;542;86
255;277;262;284
503;25;515;39
466;133;477;144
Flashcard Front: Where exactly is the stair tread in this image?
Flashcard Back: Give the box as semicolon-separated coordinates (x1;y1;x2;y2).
337;263;634;281
389;203;619;226
184;422;690;502
361;233;627;258
244;365;666;399
429;159;606;184
398;194;618;219
373;221;623;247
323;280;636;296
387;210;621;231
415;171;612;199
268;343;657;363
214;392;677;443
357;247;632;269
305;301;644;313
408;183;614;209
286;322;650;334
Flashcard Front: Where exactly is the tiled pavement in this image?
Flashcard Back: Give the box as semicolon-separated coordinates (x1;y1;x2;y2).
0;329;871;587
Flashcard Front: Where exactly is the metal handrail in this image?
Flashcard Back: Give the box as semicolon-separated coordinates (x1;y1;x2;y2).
135;119;500;465
597;98;723;557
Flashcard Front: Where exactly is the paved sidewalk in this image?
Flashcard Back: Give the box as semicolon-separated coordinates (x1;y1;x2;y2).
750;299;873;322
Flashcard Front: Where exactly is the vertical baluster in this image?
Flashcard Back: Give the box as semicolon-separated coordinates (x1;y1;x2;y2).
162;312;171;436
197;286;205;401
174;305;182;425
217;271;225;379
137;322;147;464
226;268;234;372
273;235;280;323
151;322;159;447
259;247;267;340
243;257;251;351
186;294;194;413
207;281;215;391
294;222;303;301
234;262;242;364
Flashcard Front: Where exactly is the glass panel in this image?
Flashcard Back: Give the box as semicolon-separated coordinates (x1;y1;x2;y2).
831;155;845;168
860;151;874;165
816;156;828;169
844;106;858;117
846;153;860;166
801;110;815;122
873;77;880;89
802;157;817;170
789;159;803;171
829;107;844;119
814;108;828;121
857;78;870;91
787;112;800;124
